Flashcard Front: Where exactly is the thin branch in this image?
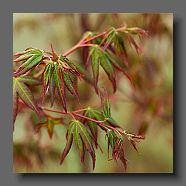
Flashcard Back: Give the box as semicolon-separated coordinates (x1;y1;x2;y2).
41;107;145;140
72;112;107;123
63;44;97;56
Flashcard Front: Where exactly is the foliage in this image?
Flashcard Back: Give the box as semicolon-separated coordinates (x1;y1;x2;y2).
13;17;153;172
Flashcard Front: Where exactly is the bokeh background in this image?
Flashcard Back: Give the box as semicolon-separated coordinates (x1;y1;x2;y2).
13;13;173;173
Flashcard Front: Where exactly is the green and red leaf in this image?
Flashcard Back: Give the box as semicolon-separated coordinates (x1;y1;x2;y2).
90;46;101;93
100;53;116;93
105;129;127;170
14;49;43;76
60;120;96;169
59;55;82;77
63;72;79;99
13;77;40;114
60;132;73;164
53;63;67;112
35;118;63;139
13;91;18;127
100;89;111;119
19;76;41;86
84;108;99;148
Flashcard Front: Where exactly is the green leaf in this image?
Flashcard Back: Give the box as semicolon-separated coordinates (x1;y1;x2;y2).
19;76;41;85
103;28;116;49
105;130;127;170
63;72;78;98
100;90;111;119
106;117;119;128
90;46;117;93
103;28;129;66
90;46;101;93
49;77;56;107
106;50;134;86
106;130;117;149
84;108;99;148
42;62;56;106
42;62;53;96
104;28;125;53
14;50;43;76
13;77;40;114
106;50;127;71
59;55;82;77
14;49;41;62
113;32;126;53
128;35;142;55
60;132;73;164
87;108;105;121
118;148;128;171
35;118;63;139
42;60;80;109
60;120;96;169
13;90;18;127
73;121;85;162
100;53;116;92
53;63;67;112
77;121;96;169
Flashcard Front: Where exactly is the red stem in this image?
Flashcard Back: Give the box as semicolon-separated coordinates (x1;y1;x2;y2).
63;32;107;56
42;107;145;139
62;25;128;57
82;31;107;44
72;112;107;123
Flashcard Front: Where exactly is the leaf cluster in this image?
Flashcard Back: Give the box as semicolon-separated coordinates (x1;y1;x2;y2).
13;25;146;170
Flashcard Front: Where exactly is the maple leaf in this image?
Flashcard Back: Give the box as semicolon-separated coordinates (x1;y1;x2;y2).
13;76;41;124
59;55;82;77
60;120;96;169
14;48;44;76
89;46;117;93
83;108;103;148
105;130;127;170
100;89;111;119
35;118;64;139
42;56;82;111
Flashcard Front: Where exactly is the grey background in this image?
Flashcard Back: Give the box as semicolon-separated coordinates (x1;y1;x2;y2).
0;0;184;185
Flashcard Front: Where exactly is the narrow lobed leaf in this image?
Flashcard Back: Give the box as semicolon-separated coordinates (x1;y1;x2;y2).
61;120;96;169
14;49;41;63
84;108;99;148
63;72;79;99
100;53;116;93
53;63;67;112
13;91;18;128
100;89;111;119
60;133;73;164
90;46;101;93
14;52;43;76
59;55;82;77
19;76;41;86
13;77;40;114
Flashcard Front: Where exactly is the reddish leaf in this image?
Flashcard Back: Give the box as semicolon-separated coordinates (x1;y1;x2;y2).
63;72;79;99
100;54;116;93
13;91;18;129
130;140;138;152
13;77;40;114
53;63;67;112
60;133;73;164
60;120;96;169
100;89;111;119
14;49;43;76
35;118;63;139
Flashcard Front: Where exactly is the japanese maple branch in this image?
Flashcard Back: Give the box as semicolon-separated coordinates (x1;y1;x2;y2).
63;25;127;57
41;107;145;140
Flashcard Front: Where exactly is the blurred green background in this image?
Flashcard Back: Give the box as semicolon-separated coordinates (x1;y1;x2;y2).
13;13;173;173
